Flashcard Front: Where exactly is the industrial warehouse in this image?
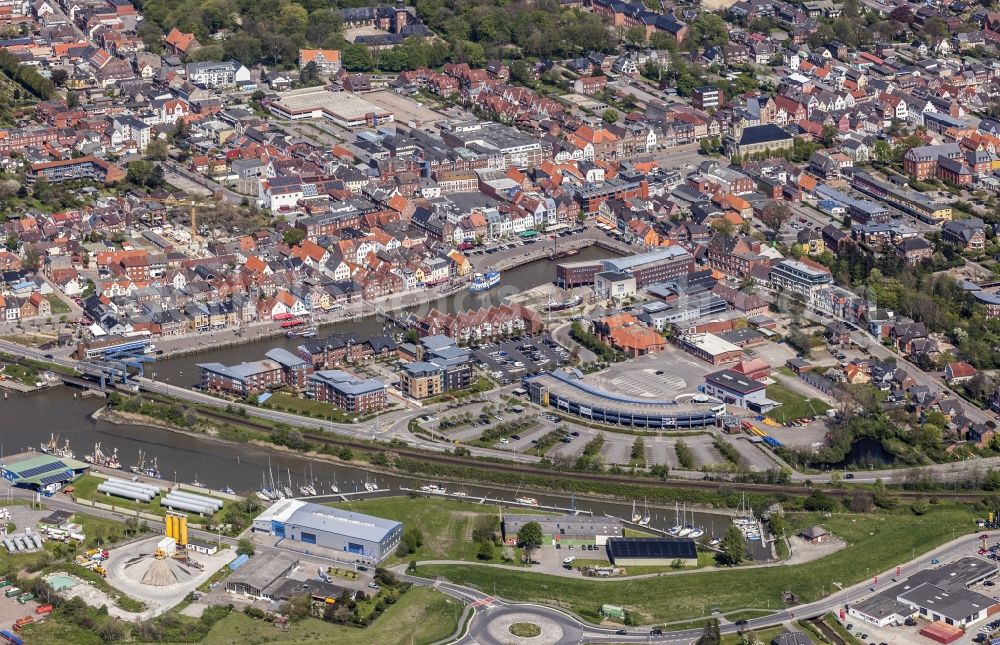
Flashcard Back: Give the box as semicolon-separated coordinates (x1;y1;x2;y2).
524;369;724;428
252;499;402;562
0;454;90;496
849;557;999;630
501;514;623;546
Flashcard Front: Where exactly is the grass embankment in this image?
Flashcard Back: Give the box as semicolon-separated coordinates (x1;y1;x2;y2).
766;382;831;423
262;392;363;423
416;505;972;624
721;626;785;644
201;587;461;645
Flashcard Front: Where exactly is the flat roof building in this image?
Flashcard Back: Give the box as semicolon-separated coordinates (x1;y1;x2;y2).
675;332;743;365
501;514;623;545
703;369;776;413
606;537;698;567
269;87;394;127
850;556;999;628
252;499;402;562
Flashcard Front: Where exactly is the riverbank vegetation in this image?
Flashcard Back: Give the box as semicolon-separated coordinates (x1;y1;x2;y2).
414;504;973;624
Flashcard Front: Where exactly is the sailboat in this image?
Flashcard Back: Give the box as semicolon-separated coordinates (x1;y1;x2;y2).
282;469;293;498
190;474;206;488
676;503;692;536
631;500;642;524
329;471;339;494
638;499;651;526
256;472;272;501
687;506;704;539
668;502;683;535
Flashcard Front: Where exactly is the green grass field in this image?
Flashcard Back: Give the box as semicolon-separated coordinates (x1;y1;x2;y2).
767;382;831;423
417;505;974;624
45;294;71;314
330;496;512;565
201;587;460;645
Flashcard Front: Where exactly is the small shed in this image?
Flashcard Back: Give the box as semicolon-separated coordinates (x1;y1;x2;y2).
786;358;814;375
799;526;829;544
601;604;625;619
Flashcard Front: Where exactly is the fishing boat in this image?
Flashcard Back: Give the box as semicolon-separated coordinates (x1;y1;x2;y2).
55;438;75;460
130;450;147;475
191;475;206;488
145;457;161;479
222;486;236;495
515;496;539;506
40;434;61;455
630;500;642;524
468;269;501;292
84;442;121;469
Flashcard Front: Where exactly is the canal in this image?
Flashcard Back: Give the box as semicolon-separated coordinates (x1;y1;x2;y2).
149;245;613;385
0;246;771;556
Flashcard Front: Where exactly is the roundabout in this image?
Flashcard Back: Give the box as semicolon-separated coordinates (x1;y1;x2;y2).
482;607;577;644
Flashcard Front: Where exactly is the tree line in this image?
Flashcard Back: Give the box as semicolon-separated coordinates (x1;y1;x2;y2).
0;50;56;100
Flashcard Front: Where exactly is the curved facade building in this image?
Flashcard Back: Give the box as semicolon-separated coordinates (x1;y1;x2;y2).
524;370;724;428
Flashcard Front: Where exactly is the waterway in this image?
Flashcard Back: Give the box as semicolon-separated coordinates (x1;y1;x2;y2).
149;245;613;385
2;250;606;490
1;247;771;557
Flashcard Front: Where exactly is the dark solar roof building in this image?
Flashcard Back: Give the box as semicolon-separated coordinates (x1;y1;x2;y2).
606;537;698;567
1;454;89;496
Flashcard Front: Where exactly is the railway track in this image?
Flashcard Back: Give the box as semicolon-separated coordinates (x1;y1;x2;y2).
139;391;993;502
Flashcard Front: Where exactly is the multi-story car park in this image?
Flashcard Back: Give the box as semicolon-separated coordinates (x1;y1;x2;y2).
524;370;724;428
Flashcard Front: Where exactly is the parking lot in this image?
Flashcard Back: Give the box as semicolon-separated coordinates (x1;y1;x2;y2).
472;335;570;384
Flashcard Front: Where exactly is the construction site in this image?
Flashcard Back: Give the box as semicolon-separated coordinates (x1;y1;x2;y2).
102;512;236;616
